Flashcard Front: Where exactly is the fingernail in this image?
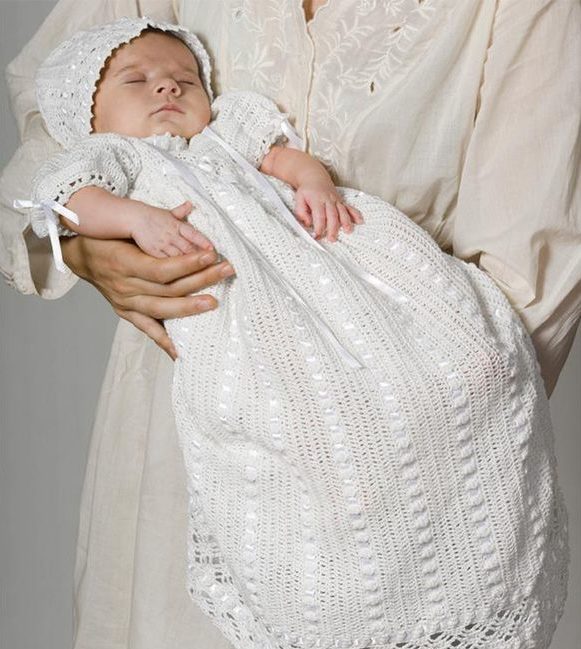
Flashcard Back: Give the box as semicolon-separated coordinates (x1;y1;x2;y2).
200;298;215;311
220;263;235;277
200;252;216;264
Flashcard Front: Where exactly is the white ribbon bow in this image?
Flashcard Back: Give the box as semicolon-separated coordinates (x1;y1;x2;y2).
13;199;79;273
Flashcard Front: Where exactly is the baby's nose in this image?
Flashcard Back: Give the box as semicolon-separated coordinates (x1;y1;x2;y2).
155;78;180;95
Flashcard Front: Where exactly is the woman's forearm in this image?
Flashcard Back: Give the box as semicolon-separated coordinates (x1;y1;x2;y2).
260;145;333;189
63;186;138;239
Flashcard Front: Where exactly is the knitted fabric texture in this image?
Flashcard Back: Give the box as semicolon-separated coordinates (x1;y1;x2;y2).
29;133;143;239
30;87;569;649
35;16;213;150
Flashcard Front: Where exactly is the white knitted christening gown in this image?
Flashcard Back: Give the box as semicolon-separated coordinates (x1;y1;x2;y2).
29;90;569;649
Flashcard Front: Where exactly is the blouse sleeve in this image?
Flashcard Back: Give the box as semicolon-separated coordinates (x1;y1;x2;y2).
452;0;581;397
209;90;294;168
0;0;177;299
28;134;142;239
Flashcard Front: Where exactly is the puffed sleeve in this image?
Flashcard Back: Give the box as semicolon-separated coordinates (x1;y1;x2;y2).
209;90;296;168
453;0;581;397
0;0;178;299
27;134;142;240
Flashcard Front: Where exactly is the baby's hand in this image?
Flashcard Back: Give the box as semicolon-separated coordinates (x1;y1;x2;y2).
295;182;363;243
128;200;214;257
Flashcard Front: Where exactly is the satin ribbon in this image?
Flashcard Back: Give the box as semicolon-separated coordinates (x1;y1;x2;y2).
280;118;305;150
13;199;79;273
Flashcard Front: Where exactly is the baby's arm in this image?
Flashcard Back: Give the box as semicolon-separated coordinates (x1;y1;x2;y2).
260;145;363;242
26;134;213;263
62;188;213;257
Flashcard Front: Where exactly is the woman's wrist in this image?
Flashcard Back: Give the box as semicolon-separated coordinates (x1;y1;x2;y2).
60;234;89;278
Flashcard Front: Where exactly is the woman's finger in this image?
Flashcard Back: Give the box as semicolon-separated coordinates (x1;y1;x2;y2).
131;249;224;284
124;293;219;321
337;203;354;233
149;248;222;282
121;259;235;299
61;237;229;321
114;308;177;360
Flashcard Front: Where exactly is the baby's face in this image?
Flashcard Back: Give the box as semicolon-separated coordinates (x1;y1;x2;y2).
91;31;211;139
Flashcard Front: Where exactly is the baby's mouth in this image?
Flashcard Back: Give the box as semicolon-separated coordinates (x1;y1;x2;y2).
153;103;185;115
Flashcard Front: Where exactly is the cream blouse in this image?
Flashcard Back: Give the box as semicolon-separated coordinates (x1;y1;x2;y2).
1;0;580;396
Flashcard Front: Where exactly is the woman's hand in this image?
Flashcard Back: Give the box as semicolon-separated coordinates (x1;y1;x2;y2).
295;181;363;242
60;235;236;360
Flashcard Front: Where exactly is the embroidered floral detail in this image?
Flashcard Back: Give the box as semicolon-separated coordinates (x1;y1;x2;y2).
308;0;440;172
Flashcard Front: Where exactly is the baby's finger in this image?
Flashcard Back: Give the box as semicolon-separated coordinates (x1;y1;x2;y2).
347;205;364;224
324;203;341;242
172;237;196;255
310;201;327;239
170;201;194;220
161;243;183;257
178;222;215;251
295;193;312;227
337;203;354;234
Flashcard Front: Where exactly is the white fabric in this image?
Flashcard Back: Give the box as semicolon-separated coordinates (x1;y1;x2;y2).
0;1;579;647
31;133;142;236
12;198;79;272
31;88;569;649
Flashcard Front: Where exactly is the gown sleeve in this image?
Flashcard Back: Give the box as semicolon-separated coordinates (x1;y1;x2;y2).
452;0;581;397
28;134;142;239
209;90;295;168
0;0;178;299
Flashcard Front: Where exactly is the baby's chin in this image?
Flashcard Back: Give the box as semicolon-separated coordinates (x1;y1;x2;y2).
149;113;207;139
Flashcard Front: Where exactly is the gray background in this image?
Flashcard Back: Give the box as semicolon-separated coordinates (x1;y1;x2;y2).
0;2;579;648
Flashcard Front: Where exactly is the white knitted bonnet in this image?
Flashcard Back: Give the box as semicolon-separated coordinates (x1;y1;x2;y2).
35;16;214;149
